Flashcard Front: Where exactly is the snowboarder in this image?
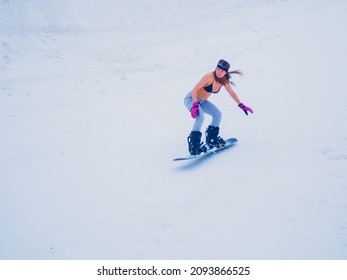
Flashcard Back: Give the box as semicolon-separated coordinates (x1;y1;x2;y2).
184;59;253;155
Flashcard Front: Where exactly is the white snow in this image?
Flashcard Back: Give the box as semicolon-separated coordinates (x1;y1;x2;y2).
1;0;347;260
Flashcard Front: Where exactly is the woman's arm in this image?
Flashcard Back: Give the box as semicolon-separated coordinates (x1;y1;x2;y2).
224;82;241;104
225;83;253;115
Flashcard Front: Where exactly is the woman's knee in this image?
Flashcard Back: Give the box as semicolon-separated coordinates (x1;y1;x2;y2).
214;108;222;119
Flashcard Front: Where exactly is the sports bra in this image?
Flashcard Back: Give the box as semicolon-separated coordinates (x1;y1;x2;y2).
203;80;221;94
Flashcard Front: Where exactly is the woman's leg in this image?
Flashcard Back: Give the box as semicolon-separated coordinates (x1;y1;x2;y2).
199;100;222;127
200;100;225;147
184;92;205;131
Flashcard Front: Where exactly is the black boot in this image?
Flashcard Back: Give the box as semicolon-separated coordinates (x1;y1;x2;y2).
205;125;226;148
187;131;207;155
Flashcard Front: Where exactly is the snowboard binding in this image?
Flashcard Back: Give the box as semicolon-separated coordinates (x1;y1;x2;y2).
187;131;207;155
205;125;226;149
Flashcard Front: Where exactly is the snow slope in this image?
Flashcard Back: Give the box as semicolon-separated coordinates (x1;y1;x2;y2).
1;0;347;259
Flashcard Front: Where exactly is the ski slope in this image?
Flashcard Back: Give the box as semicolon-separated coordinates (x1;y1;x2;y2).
1;0;347;259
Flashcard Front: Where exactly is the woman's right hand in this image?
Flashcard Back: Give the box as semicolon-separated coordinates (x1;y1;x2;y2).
190;102;199;118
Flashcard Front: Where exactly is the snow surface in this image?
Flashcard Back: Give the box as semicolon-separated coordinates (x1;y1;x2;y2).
1;0;347;260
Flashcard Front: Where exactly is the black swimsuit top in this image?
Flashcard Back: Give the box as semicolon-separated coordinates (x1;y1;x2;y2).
203;80;221;94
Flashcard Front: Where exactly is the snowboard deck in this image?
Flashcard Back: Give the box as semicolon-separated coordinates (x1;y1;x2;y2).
173;138;237;161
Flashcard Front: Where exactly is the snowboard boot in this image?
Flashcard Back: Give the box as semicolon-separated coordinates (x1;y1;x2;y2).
205;125;226;149
187;131;207;155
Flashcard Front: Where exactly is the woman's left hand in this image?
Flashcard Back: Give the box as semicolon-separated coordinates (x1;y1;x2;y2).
238;103;253;115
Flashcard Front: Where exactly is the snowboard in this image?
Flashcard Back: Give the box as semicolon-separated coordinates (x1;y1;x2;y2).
173;138;237;161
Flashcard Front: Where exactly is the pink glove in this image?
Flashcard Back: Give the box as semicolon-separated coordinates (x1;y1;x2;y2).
238;103;253;115
190;102;199;118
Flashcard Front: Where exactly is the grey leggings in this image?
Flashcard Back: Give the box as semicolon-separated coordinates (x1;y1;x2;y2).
184;91;222;131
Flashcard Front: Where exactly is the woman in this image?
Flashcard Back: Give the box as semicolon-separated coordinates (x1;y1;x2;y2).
184;59;253;155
